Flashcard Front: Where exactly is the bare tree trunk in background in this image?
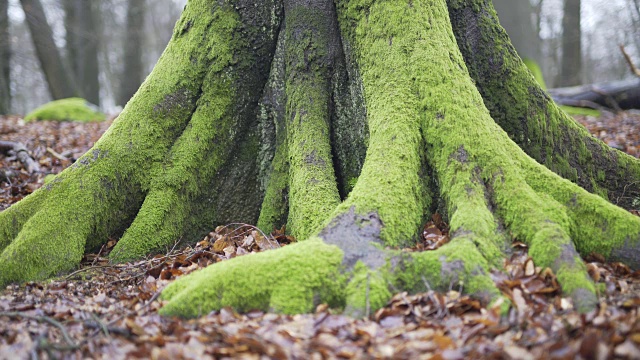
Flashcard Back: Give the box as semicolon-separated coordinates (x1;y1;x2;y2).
63;0;100;106
492;0;541;64
20;0;76;100
628;0;640;54
560;0;582;86
118;0;145;107
0;0;10;114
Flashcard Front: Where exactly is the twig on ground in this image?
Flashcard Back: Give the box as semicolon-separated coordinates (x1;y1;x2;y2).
46;147;68;161
0;311;78;349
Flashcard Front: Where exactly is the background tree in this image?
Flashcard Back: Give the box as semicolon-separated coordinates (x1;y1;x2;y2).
0;0;10;114
63;0;100;105
118;0;145;106
559;0;582;85
492;0;542;65
1;0;640;319
19;0;76;100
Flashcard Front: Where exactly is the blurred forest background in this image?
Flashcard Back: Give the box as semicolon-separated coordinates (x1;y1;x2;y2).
0;0;638;115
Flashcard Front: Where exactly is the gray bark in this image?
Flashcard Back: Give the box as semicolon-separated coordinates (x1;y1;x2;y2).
0;0;10;114
559;0;582;86
20;0;77;100
118;0;145;106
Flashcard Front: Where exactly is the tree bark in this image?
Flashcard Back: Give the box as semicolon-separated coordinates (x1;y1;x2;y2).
118;0;146;107
2;0;640;318
0;0;10;114
20;0;77;100
64;0;100;105
559;0;582;86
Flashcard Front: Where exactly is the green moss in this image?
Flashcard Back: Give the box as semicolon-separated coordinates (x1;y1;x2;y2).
24;98;106;122
111;1;284;262
0;0;282;286
283;4;341;239
257;139;290;233
560;105;601;117
522;58;547;91
344;262;391;317
333;0;431;248
160;239;346;317
449;0;640;211
42;174;56;184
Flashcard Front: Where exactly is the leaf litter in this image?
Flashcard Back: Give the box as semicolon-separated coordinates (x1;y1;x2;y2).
2;114;640;359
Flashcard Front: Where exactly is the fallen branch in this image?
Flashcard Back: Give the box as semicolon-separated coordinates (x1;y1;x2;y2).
0;140;41;174
548;79;640;111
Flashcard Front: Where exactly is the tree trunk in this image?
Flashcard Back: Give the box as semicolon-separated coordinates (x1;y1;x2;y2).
559;0;582;86
64;0;100;105
20;0;77;100
118;0;146;107
2;0;640;318
0;0;10;114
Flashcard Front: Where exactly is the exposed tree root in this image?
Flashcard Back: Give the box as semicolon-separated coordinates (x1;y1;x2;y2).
0;0;282;284
448;0;640;210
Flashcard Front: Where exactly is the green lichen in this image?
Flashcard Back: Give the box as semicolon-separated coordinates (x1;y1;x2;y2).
24;98;106;122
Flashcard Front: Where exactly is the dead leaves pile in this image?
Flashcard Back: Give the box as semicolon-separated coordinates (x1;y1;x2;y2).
575;110;640;158
0;115;113;210
3;231;640;359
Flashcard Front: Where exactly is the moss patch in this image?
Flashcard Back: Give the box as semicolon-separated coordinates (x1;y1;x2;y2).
160;239;346;317
560;105;601;117
24;98;106;122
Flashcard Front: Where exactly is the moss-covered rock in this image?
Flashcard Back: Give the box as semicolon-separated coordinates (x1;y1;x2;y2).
24;98;106;122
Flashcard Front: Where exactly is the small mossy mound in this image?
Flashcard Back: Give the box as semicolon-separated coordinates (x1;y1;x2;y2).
24;98;106;122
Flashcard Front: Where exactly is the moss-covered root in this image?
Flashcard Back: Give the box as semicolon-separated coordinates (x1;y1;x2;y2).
160;239;346;318
110;2;282;262
523;160;640;269
448;0;640;210
158;233;502;319
337;0;604;310
0;0;275;286
283;0;341;239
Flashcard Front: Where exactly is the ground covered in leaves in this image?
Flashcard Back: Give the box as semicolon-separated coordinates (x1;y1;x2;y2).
1;113;640;359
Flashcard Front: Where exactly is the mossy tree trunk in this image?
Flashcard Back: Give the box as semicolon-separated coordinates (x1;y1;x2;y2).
2;0;640;318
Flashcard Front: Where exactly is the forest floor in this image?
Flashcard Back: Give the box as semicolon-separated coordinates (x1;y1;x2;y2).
1;112;640;359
